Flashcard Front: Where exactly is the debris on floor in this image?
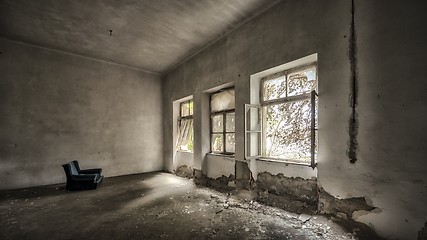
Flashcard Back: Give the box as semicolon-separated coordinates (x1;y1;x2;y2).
0;172;366;240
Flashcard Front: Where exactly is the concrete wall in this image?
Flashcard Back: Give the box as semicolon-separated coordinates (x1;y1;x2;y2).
0;38;163;190
163;0;427;239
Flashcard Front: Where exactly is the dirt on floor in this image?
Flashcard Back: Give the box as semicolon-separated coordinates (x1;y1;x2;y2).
1;172;362;240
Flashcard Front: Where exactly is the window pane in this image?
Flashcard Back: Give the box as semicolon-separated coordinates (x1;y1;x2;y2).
264;99;311;161
189;100;193;115
313;94;318;163
314;94;318;129
181;102;190;117
287;66;317;97
211;115;223;133
225;133;235;153
246;132;261;157
245;106;261;132
314;129;318;163
226;113;235;132
263;76;286;101
211;89;235;112
211;134;223;152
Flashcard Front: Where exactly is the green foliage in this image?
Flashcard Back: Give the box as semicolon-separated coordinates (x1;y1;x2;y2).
262;66;317;161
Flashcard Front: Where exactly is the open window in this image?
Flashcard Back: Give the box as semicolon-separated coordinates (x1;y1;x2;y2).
245;104;262;159
176;99;194;152
210;88;235;155
245;61;318;168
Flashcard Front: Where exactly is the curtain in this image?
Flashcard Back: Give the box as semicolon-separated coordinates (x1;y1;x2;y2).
176;118;193;151
210;89;235;112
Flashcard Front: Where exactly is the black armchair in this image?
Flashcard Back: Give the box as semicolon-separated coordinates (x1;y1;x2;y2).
62;161;103;191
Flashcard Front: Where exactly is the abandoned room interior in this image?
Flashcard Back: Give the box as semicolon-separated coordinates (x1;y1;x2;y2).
1;0;426;239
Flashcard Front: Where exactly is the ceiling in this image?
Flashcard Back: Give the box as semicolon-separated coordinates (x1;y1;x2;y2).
0;0;278;74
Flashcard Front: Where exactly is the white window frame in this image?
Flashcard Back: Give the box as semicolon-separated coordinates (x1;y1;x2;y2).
244;104;262;159
245;54;318;168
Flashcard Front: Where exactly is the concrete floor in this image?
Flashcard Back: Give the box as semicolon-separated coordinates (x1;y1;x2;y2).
0;172;357;240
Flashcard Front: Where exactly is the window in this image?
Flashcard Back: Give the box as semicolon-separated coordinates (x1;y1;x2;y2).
210;88;235;155
177;100;193;152
261;63;318;164
245;59;318;167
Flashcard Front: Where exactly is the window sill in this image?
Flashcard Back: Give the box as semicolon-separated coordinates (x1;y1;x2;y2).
207;152;235;158
256;157;316;168
178;150;194;154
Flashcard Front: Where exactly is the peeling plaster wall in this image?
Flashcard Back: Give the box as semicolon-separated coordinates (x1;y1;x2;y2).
173;151;194;172
0;39;163;190
256;172;318;214
250;160;317;181
162;0;427;238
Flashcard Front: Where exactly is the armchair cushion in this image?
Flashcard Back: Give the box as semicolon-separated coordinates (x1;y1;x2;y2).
72;174;98;182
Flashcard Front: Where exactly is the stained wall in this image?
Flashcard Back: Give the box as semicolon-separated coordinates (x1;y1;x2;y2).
0;38;163;189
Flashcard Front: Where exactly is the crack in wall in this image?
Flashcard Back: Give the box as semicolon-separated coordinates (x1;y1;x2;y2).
347;0;359;164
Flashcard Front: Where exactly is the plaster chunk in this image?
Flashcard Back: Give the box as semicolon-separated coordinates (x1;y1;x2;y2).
175;165;193;179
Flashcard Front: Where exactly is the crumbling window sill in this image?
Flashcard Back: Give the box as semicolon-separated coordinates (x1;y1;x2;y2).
256;157;315;168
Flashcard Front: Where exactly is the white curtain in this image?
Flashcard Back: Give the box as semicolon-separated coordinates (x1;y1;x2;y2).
210;89;235;112
176;118;193;151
